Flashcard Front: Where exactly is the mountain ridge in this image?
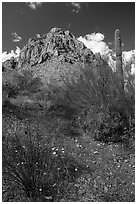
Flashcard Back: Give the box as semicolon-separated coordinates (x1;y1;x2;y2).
3;27;106;90
18;27;95;68
3;27;103;71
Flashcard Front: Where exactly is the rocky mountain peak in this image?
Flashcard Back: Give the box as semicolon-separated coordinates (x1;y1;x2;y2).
17;27;94;68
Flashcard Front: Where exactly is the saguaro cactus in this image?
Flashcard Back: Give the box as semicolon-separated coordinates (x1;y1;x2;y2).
115;29;124;90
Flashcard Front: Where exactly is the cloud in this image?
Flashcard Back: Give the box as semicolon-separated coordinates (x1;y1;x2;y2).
66;2;81;13
106;50;135;74
122;50;135;75
130;63;135;75
26;2;42;10
2;46;21;62
12;32;22;42
122;50;135;64
71;2;81;12
78;32;111;55
78;32;135;75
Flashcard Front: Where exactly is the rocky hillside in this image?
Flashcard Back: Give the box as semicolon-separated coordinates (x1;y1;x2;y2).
18;27;95;68
3;28;97;69
3;28;105;89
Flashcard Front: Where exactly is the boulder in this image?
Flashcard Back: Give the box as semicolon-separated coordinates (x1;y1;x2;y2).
2;57;18;71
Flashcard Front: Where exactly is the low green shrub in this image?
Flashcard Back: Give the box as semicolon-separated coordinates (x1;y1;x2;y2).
94;111;132;144
16;70;42;95
2;122;90;201
63;61;135;145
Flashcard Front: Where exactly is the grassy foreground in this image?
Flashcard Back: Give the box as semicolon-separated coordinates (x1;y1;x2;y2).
2;61;135;201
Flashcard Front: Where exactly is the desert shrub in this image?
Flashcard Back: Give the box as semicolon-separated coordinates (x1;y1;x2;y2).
63;61;135;144
2;69;43;103
2;122;90;202
2;83;19;99
38;60;135;145
2;70;20;100
15;70;43;95
94;111;131;143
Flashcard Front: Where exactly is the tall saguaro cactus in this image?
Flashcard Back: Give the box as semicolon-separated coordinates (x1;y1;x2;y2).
115;29;124;90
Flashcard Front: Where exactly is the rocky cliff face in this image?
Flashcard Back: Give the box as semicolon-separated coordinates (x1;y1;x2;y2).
3;28;104;88
18;27;94;68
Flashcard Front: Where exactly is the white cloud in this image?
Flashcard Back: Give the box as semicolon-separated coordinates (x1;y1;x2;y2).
85;33;104;42
122;50;135;75
131;63;135;75
26;2;42;10
12;32;22;42
71;2;81;12
78;33;111;55
106;50;135;74
66;2;81;13
122;50;135;64
2;46;21;62
78;32;135;75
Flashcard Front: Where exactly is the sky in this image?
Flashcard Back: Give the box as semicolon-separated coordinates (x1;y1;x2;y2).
2;2;135;58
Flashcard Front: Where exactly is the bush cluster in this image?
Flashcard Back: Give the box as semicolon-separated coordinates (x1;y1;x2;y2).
2;59;135;201
3;122;90;201
61;61;135;145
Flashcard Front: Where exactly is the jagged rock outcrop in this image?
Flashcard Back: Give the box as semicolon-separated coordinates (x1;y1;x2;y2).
3;28;104;89
18;28;94;68
2;57;18;71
